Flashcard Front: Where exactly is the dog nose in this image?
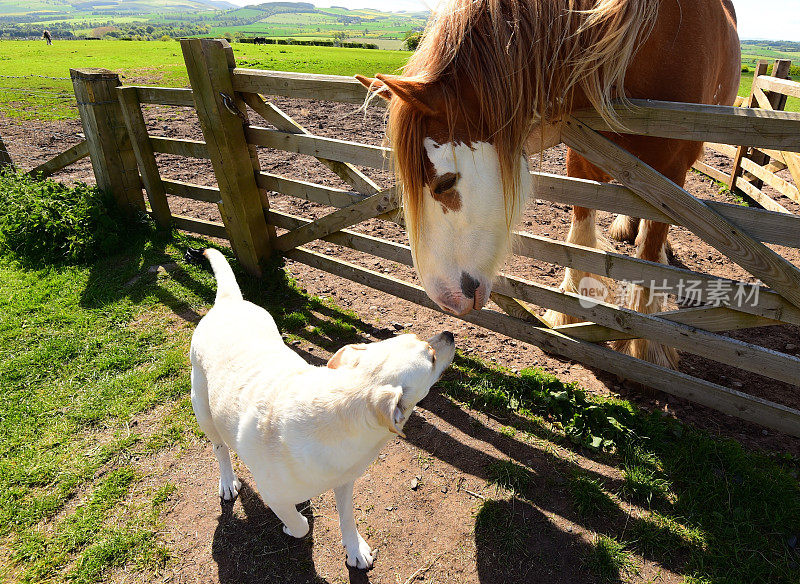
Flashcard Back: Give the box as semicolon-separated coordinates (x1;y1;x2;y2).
460;272;480;299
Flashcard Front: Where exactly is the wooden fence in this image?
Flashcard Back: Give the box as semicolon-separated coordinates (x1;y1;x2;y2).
692;59;800;214
41;38;800;437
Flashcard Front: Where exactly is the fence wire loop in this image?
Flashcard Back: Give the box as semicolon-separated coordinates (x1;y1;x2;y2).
220;92;246;121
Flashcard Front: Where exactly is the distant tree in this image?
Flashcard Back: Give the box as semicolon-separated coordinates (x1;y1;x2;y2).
404;30;422;51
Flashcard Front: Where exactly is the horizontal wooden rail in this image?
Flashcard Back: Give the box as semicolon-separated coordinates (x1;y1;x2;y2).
28;140;89;178
256;172;365;208
162;178;221;203
532;172;800;248
691;160;730;185
171;214;228;239
150;136;210;159
285;245;800;437
232;68;376;104
756;75;800;100
575;99;800;152
134;86;195;107
512;231;800;326
245;126;389;169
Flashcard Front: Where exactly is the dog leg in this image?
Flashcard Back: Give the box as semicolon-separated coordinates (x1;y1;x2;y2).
213;444;241;501
271;501;310;539
334;481;373;569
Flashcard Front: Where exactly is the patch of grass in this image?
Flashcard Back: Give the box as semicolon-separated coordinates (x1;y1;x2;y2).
568;472;617;518
585;535;637;583
628;512;706;560
486;460;532;496
474;499;528;562
621;462;672;509
0;168;134;264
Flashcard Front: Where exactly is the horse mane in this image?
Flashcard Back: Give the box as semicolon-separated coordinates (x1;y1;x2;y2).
388;0;659;242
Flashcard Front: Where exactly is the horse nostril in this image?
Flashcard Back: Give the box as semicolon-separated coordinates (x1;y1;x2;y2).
460;272;480;299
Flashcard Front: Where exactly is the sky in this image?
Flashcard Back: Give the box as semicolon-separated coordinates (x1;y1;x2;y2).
226;0;800;41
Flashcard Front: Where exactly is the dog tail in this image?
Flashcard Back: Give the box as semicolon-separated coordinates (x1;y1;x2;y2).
204;249;243;303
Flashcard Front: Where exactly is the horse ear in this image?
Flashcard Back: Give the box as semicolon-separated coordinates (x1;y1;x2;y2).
356;73;439;116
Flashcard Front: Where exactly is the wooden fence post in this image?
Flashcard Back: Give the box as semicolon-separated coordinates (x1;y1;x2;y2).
0;130;12;169
70;68;144;215
180;38;272;277
747;59;792;190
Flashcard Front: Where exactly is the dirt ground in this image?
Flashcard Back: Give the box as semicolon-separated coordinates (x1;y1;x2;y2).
2;97;800;583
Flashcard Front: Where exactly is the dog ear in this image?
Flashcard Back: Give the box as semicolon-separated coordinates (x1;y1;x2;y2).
374;385;406;438
327;344;367;369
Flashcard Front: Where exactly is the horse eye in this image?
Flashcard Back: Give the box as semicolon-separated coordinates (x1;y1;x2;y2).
432;172;459;194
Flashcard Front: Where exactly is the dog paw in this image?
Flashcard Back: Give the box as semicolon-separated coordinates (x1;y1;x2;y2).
218;476;241;501
281;515;310;539
345;535;374;570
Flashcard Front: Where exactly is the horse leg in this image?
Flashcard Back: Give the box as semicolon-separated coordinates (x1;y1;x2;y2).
543;205;613;326
609;214;640;243
611;220;679;369
544;151;614;327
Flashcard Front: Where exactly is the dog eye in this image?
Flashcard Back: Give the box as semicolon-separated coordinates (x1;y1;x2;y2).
432;172;459;195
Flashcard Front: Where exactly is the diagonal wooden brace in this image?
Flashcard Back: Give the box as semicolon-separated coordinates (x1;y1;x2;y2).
273;188;398;252
561;115;800;310
241;92;381;196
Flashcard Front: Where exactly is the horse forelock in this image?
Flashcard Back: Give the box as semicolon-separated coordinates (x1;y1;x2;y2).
388;0;660;238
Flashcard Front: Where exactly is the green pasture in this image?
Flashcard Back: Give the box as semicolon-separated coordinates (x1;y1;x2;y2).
0;40;408;120
0;170;798;583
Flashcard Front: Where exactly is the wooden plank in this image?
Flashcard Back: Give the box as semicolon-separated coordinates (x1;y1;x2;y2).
241;92;381;195
739;156;800;204
490;293;551;325
554;305;779;342
181;38;273;277
692;160;730;185
561;116;800;311
574;97;800;152
150;136;210;159
285;246;800;438
491;273;800;386
28;139;89;178
232;69;377;105
751;85;773;111
532;171;800;249
117;86;172;228
273;188;397;252
134;86;195;107
734;176;791;214
245;126;389;169
706;142;738;158
162;178;221;203
71;67;145;214
171;214;228;239
512;231;800;326
256;171;364;208
756;75;800;100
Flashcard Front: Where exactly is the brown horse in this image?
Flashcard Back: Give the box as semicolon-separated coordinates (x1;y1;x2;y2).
357;0;740;368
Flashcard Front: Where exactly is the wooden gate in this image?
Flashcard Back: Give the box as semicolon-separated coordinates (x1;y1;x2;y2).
91;39;800;437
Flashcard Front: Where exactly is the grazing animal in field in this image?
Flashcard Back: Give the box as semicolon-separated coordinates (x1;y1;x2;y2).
189;248;455;569
357;0;740;368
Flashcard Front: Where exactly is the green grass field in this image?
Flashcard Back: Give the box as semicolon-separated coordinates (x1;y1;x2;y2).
0;40;409;120
1;39;797;121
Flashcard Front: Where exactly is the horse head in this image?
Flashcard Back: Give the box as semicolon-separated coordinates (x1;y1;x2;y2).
357;74;531;316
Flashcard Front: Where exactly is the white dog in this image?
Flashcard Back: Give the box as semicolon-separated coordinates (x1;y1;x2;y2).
189;249;455;569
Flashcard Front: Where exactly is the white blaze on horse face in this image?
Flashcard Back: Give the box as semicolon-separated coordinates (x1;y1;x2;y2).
413;138;530;316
